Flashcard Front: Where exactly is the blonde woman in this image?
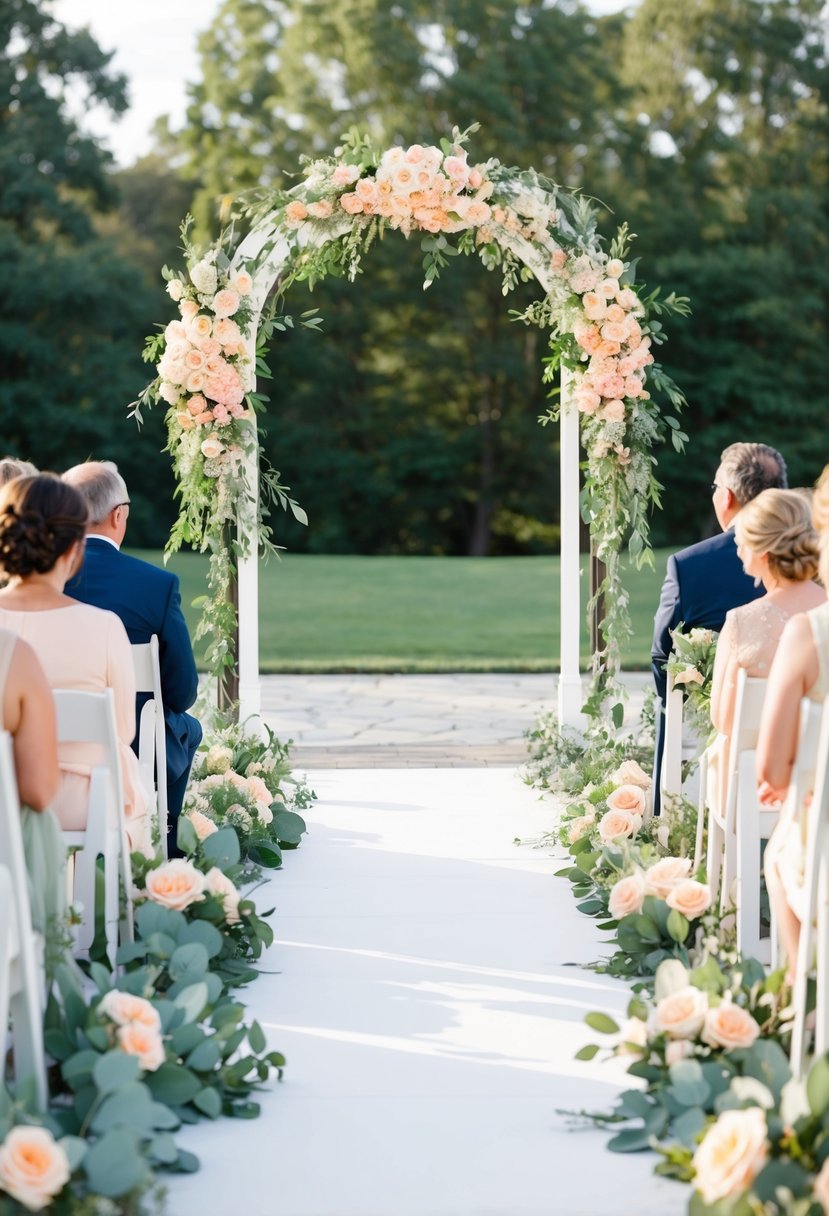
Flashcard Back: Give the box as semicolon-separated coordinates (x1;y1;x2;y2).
758;467;829;974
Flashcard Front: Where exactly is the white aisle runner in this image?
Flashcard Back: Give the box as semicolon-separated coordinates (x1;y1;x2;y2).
169;768;686;1216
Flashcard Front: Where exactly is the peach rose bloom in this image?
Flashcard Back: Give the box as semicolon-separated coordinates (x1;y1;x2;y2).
117;1022;166;1072
177;412;194;430
246;775;272;805
596;339;622;359
608;871;646;920
599;399;626;423
214;318;242;349
188;315;213;341
184;348;206;372
597;276;620;299
355;179;378;204
0;1126;71;1212
598;807;642;843
605;303;626;324
284;200;308;224
567;814;594;845
200;436;225;460
144;858;206;911
466;201;492;225
582;291;607;321
332;164;360;186
164;319;188;344
692;1108;768;1205
644;857;693;900
99;990;161;1031
617;287;640;310
601;322;629;345
232;270;253;295
702;1002;760;1051
666;880;712;919
179;299;199;322
575;389;601;415
308;199;334;219
624;376;645;398
607;258;625;279
212;289;240;319
186;370;206;394
612;759;651;789
607;784;647;817
665;1039;694;1065
813;1158;829;1214
205;866;241;924
195;410;214;425
673;666;705;687
186;811;217;840
652;985;708;1039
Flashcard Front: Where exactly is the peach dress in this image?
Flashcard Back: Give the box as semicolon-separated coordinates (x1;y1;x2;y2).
0;603;150;853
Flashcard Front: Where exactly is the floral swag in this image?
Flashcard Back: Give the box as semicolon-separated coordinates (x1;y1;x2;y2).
133;124;688;711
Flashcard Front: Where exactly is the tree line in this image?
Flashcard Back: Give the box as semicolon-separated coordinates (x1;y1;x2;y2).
2;0;827;552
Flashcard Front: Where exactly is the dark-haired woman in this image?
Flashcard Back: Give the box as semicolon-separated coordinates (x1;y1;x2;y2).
0;474;149;853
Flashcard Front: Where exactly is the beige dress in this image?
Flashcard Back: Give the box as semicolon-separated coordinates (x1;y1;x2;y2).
0;603;149;853
770;600;829;919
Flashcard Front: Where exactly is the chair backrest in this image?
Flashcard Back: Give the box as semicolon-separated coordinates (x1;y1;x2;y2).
731;670;768;755
0;731;48;1108
53;688;125;840
131;636;168;854
660;673;685;803
789;698;824;819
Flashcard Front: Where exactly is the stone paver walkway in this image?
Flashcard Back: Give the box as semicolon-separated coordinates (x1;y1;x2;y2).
260;672;652;767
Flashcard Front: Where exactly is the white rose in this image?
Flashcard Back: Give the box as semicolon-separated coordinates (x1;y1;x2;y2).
617;1016;649;1055
567;814;593;844
255;801;273;825
166;278;184;301
158;380;181;406
610;759;652;789
692;1108;768;1205
190;259;218;295
652;985;708;1039
200;435;225;460
204;744;233;775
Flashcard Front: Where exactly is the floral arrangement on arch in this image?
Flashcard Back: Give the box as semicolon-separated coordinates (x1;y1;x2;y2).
134;123;688;707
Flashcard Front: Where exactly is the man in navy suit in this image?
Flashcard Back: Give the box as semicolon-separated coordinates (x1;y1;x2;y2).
651;442;787;812
63;461;202;854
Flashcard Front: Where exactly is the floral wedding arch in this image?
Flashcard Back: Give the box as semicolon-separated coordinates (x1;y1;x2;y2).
134;125;688;728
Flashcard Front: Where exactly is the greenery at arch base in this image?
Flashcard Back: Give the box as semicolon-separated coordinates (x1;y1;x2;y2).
134;124;690;719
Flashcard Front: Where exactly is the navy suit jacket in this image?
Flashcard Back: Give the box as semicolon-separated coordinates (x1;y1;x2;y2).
66;539;201;781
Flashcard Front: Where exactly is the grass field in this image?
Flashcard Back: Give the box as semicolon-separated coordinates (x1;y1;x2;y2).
128;550;670;672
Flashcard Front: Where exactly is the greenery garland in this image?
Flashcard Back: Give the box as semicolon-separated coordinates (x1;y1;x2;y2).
133;124;688;713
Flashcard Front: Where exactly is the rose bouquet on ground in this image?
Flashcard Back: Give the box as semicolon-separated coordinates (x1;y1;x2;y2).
182;721;310;869
666;625;719;745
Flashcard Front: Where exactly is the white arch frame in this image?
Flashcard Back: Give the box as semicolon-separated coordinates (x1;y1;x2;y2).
229;214;584;728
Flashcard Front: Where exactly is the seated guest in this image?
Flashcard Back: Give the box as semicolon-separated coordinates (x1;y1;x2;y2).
0;474;149;853
0;627;64;935
62;461;201;856
651;442;788;811
757;466;829;976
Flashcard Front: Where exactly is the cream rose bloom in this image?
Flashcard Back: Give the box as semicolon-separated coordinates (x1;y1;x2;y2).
166;278;184;301
255;801;274;825
813;1157;829;1214
644;857;693;900
598;807;642;843
702;1001;760;1051
673;666;705;687
692;1108;768;1205
117;1022;166;1072
98;990;161;1031
608;871;646;920
204;744;233;774
567;814;593;844
144;858;206;911
200;435;225;460
212;288;240;319
606;783;647;817
232;270;253;295
617;1016;649;1055
666;880;712;919
665;1039;694;1065
0;1126;71;1212
611;759;652;790
652;985;708;1039
189;259;218;295
187;810;219;841
205;866;241;924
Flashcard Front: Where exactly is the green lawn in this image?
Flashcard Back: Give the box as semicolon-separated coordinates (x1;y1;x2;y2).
127;550;670;672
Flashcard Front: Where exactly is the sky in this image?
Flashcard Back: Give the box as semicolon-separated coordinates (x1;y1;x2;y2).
53;0;633;167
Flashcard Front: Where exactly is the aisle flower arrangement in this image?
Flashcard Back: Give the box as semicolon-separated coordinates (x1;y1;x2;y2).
133;123;688;710
526;698;829;1215
666;626;719;744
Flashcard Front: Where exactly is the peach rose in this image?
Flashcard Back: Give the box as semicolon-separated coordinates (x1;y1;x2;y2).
468;167;484;188
600;321;629;345
599;398;626;423
355;178;378;204
212;289;240;319
582;291;607;320
284;200;309;225
176;412;194;430
702;1002;760;1051
575;388;601;415
117;1022;166;1072
567;814;594;845
187;809;219;841
611;759;651;789
340;192;364;214
245;775;272;805
0;1126;71;1212
598;807;642;843
144;858;206;911
692;1108;768;1205
597;276;620;299
308;199;334;219
617;287;640;310
665;1039;694;1065
332;163;360;187
186;370;206;394
205;866;241;924
607;258;625;279
673;666;705;687
232;270;253;295
184;348;206;372
179;299;199;323
607;784;647;817
666;880;713;919
652;985;708;1039
644;857;693;900
608;871;646;919
99;990;161;1030
188;315;213;342
164;319;187;344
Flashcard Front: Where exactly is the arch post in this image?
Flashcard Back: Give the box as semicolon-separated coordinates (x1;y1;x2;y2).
558;367;583;730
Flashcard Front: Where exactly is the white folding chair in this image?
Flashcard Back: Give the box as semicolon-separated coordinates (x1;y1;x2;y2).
54;689;134;967
0;731;48;1108
790;696;829;1077
706;672;772;959
659;673;685;809
132;636;168;858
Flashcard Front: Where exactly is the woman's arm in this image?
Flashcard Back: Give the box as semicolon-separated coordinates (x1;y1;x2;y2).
3;639;61;811
710;616;738;736
756;614;819;804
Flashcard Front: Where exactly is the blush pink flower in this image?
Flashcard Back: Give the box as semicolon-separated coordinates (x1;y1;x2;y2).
205;363;245;408
308;199;334;219
340;192;364;214
212;289;240;319
333;163;360;187
284;200;309;225
599;399;626;423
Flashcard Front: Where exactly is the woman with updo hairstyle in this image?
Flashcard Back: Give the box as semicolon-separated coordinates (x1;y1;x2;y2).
0;456;37;488
0;474;149;854
757;465;829;976
710;488;824;742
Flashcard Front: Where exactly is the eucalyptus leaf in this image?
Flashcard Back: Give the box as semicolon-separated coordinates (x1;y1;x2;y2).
83;1128;148;1198
92;1051;141;1096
